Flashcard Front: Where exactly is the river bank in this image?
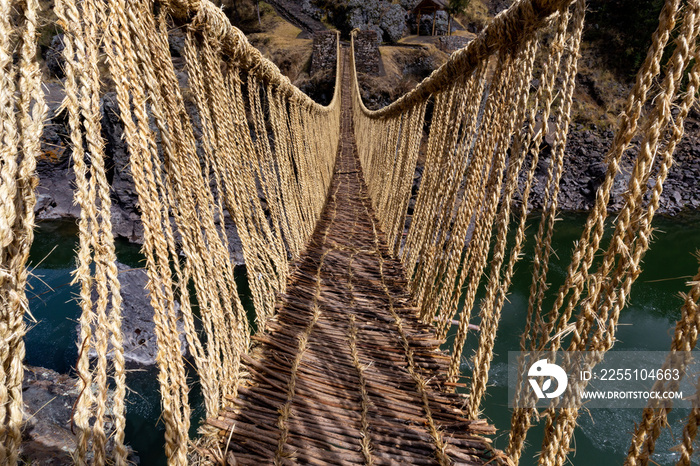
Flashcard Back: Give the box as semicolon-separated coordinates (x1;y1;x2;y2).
36;85;700;243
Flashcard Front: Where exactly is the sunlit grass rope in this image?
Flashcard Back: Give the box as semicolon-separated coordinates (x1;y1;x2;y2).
54;0;129;463
50;0;340;463
0;0;47;463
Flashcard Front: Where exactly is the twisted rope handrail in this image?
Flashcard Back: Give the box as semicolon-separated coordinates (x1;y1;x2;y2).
352;0;575;118
166;0;340;112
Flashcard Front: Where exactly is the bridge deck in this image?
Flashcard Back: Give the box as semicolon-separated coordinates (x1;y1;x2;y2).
205;51;497;465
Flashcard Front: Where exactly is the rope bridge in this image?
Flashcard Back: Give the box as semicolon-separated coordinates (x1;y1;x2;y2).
0;0;699;464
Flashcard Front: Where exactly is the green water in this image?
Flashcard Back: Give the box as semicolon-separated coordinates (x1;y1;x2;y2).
25;220;170;465
453;212;700;465
25;213;700;464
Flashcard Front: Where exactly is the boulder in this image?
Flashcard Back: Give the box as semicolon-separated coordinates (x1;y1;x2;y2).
81;262;188;366
347;0;407;43
380;3;408;43
21;365;138;465
44;34;65;79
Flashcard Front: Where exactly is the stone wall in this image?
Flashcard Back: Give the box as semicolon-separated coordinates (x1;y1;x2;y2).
310;31;337;74
354;30;380;74
437;35;472;53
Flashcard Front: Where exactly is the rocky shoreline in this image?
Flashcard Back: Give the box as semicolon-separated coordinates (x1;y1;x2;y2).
21;366;140;465
529;118;700;214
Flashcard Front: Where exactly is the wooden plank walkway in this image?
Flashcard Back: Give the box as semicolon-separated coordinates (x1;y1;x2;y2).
205;50;498;465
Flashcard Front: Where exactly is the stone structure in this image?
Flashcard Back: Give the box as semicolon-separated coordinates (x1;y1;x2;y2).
310;31;337;74
437;35;472;53
354;30;380;74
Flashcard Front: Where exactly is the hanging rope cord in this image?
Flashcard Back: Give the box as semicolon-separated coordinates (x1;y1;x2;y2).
350;0;700;466
2;0;700;464
0;0;47;464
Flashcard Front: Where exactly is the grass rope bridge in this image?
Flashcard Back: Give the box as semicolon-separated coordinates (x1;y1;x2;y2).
202;53;499;465
0;0;700;464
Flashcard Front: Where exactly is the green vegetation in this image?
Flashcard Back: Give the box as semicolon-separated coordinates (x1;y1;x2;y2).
585;0;665;79
446;0;471;18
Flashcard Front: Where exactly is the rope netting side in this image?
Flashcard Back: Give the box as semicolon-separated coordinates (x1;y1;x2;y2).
0;0;47;463
350;0;582;394
351;0;700;465
534;1;700;463
54;0;341;463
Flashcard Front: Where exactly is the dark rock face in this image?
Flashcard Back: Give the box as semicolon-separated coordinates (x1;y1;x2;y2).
100;92;144;243
301;0;323;20
400;0;420;9
21;366;83;465
82;262;187;366
381;3;409;43
44;34;65;79
35;82;79;221
346;0;408;43
168;34;186;58
296;68;336;106
21;366;138;465
513;121;700;214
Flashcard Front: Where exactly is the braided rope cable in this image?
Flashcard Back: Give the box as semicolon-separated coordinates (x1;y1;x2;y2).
0;0;47;462
102;1;194;462
446;46;533;384
677;365;700;465
467;24;546;417
506;1;586;458
544;0;681;352
537;2;700;464
55;0;128;462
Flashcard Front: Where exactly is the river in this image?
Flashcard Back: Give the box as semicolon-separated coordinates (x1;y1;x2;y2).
25;213;700;465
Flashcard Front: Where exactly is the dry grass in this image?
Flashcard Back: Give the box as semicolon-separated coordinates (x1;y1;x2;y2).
572;42;631;130
247;2;313;83
456;0;490;32
357;45;448;110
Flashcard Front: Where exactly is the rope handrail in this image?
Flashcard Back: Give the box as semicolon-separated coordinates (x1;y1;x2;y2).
351;0;575;118
165;0;341;113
